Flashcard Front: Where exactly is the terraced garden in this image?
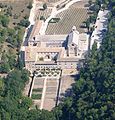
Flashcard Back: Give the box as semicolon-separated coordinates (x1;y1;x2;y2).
43;78;59;110
31;77;44;108
31;75;60;110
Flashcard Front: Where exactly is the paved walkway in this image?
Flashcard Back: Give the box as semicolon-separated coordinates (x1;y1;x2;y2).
58;75;75;103
40;77;47;109
90;9;109;49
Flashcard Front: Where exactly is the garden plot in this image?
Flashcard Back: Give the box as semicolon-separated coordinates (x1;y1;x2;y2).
43;78;59;110
46;7;89;34
34;77;44;88
31;76;60;110
31;77;44;107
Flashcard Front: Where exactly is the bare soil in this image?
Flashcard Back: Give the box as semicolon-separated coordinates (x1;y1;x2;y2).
0;0;32;28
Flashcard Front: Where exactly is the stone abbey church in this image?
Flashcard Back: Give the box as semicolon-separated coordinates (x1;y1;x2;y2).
24;22;89;72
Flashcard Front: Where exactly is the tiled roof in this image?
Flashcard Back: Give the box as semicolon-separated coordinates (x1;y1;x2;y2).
30;34;67;42
25;46;64;61
29;20;43;41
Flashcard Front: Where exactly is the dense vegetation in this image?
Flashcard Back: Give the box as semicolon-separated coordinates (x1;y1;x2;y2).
0;0;115;120
0;70;56;120
0;2;30;73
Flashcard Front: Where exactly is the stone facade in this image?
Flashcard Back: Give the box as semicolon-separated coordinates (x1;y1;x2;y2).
24;25;89;72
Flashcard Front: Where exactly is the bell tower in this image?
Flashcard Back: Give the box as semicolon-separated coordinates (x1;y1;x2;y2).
67;26;79;57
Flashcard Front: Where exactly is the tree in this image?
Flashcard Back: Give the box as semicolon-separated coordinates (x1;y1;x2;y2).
101;4;106;10
85;19;90;32
40;16;45;21
0;62;10;73
0;78;4;95
0;36;5;43
43;3;47;10
7;54;16;69
89;15;96;23
0;15;9;27
88;0;93;6
19;19;30;28
40;110;56;120
0;53;10;73
27;109;41;120
20;97;32;109
27;2;32;9
111;6;115;16
89;4;100;12
94;4;100;12
21;69;30;83
6;6;12;16
17;58;24;70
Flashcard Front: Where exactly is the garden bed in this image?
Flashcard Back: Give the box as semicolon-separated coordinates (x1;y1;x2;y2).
32;88;43;92
31;94;42;99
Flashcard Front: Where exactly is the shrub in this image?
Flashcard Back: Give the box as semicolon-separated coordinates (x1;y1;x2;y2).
40;16;45;21
0;15;9;27
19;19;30;27
39;57;44;61
32;88;43;92
31;94;42;99
27;2;32;9
43;3;47;10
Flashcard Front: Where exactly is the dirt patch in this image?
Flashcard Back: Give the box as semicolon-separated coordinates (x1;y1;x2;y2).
0;0;32;28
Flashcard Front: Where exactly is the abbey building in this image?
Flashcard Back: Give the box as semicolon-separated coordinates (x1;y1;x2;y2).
24;23;89;72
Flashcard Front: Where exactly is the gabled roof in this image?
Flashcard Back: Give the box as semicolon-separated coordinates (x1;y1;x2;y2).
28;20;43;41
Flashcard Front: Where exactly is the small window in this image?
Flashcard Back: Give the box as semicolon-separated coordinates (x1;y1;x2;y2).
72;44;74;46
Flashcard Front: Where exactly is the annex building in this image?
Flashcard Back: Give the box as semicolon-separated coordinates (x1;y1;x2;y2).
24;20;89;72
